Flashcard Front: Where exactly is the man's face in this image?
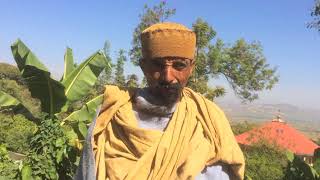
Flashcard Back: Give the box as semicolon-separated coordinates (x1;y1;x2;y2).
140;57;194;105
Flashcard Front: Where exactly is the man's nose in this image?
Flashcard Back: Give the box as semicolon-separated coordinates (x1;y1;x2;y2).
161;65;175;83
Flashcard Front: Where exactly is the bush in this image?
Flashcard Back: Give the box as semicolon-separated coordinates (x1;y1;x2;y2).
0;144;20;180
231;121;257;135
23;117;79;180
0;79;41;119
0;113;37;154
242;142;287;180
0;63;24;85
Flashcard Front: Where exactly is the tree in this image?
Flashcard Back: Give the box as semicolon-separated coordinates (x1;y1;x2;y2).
231;121;257;135
130;3;278;102
114;49;127;87
101;41;113;85
96;40;114;93
129;1;176;65
309;0;320;31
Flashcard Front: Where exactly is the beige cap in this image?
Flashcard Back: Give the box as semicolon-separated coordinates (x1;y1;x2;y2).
141;22;196;60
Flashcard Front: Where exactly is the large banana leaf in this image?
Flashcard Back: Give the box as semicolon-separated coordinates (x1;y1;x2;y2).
0;91;21;108
62;51;108;102
62;47;75;81
11;39;67;116
62;94;103;124
61;94;103;147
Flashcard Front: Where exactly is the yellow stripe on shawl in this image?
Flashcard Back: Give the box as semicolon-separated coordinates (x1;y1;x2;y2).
92;85;245;180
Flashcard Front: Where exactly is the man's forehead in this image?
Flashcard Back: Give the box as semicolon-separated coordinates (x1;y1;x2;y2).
150;57;192;62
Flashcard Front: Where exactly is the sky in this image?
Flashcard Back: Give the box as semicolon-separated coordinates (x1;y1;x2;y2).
0;0;319;109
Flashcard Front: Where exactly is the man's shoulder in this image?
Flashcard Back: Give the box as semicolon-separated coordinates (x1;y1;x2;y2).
100;85;138;111
103;85;138;97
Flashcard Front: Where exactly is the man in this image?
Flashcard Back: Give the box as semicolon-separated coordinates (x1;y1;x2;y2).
75;22;245;180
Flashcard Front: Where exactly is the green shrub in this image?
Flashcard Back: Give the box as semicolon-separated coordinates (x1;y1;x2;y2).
0;144;20;180
0;113;37;154
0;79;41;119
0;63;24;85
242;142;287;180
231;121;257;135
23;117;79;180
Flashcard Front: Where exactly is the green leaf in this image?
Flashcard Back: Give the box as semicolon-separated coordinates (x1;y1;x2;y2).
78;122;88;139
21;165;32;180
0;90;21;107
10;39;67;117
286;151;294;162
62;47;74;81
55;149;64;163
55;138;64;147
62;94;103;124
62;125;79;147
62;51;108;102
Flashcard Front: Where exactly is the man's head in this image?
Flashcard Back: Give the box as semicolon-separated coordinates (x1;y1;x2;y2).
139;22;196;105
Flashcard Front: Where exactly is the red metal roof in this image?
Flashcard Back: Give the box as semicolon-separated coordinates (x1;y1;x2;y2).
236;120;319;156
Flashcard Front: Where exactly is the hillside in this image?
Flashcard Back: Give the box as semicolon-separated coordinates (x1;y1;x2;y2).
216;102;320;140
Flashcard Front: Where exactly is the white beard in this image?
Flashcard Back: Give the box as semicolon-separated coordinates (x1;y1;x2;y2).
133;88;176;116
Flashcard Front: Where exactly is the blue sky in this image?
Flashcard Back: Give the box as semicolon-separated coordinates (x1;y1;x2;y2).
0;0;319;109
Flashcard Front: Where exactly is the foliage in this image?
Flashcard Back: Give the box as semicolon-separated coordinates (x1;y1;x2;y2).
242;141;287;180
0;144;20;180
0;63;25;85
129;2;278;102
0;113;37;154
11;39;67;117
189;18;279;101
308;0;320;31
129;1;176;65
313;148;320;175
10;39;108;118
114;49;127;87
284;151;319;180
0;79;41;119
96;40;114;92
23;117;79;180
2;39;110;179
9;38;109;140
102;41;113;84
0;90;21;108
231;121;257;135
218;39;279;101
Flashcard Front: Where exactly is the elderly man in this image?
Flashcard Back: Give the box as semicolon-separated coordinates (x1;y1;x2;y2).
75;22;245;180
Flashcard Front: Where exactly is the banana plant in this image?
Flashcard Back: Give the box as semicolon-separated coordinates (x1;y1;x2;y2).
61;94;104;143
11;39;68;117
284;151;319;179
6;39;110;145
10;39;108;116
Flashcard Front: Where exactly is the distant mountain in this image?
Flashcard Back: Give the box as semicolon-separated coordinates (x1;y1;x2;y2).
216;102;320;139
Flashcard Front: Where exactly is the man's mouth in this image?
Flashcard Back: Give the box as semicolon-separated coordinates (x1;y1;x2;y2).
159;87;177;94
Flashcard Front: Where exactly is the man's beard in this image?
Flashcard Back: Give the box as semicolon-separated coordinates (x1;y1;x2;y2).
153;81;182;105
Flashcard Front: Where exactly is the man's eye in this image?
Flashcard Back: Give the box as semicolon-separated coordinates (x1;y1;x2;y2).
173;62;187;70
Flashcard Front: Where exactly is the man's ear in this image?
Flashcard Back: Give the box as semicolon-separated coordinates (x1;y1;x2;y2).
189;60;195;73
139;58;144;67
